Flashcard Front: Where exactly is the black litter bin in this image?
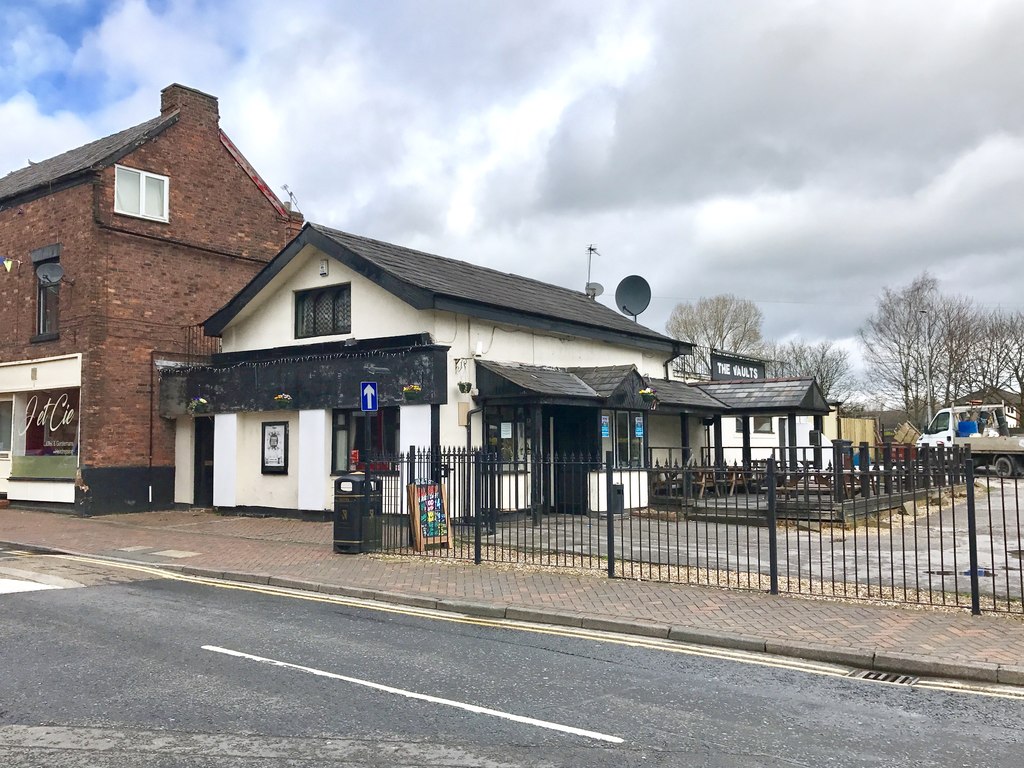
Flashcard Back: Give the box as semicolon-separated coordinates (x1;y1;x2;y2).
333;472;383;553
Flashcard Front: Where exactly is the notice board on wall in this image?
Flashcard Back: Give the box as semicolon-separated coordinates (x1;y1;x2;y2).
407;482;451;551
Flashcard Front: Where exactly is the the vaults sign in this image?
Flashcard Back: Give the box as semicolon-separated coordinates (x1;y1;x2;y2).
710;353;766;381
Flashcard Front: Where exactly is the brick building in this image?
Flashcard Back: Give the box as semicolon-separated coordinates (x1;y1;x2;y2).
0;84;302;514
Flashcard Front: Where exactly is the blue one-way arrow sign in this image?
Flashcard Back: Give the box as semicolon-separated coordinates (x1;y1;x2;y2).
360;381;378;412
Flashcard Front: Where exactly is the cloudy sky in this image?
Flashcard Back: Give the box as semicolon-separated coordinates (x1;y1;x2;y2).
3;0;1024;358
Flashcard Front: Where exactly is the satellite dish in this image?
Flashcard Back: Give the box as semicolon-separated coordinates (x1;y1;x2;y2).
36;263;64;286
615;275;651;318
585;281;604;299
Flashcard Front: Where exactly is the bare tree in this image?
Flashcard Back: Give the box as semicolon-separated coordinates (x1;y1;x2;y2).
958;308;1011;403
767;339;855;401
666;294;764;352
859;273;938;426
1001;311;1024;417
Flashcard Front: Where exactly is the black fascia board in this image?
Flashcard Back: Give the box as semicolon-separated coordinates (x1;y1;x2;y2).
432;296;678;354
204;226;436;336
209;333;439;367
97;113;179;169
312;228;435;310
0;170;96;212
479;395;604;408
204;227;312;335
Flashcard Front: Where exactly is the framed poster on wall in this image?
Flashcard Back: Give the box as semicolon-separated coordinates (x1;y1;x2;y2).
261;421;288;474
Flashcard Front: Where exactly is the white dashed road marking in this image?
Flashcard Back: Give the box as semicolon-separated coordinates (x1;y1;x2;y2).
204;645;625;744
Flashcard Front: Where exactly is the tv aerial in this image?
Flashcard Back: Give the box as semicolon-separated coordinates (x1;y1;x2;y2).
584;244;604;299
615;275;651;321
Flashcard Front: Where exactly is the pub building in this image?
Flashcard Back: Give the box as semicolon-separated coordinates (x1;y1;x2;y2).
160;223;831;520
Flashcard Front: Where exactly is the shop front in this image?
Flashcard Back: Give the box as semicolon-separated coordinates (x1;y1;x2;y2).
0;354;82;505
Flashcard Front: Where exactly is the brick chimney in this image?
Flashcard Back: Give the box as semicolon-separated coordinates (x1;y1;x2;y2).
160;83;219;124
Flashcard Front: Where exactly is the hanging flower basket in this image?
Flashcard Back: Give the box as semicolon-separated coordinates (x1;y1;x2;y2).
639;387;657;403
403;384;423;401
457;381;473;394
187;397;209;415
272;393;293;409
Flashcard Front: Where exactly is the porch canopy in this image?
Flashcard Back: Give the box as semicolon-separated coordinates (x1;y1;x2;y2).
688;377;831;468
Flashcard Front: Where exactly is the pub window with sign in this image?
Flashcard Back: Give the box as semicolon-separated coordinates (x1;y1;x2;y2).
601;409;645;468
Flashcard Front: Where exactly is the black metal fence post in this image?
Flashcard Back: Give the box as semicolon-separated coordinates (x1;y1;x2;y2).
606;450;615;578
965;457;981;615
767;457;779;595
473;449;482;564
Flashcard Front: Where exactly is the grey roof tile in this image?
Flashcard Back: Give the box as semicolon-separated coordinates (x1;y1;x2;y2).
477;361;599;397
570;365;637;397
312;224;675;345
0;113;176;204
641;378;728;411
696;377;829;413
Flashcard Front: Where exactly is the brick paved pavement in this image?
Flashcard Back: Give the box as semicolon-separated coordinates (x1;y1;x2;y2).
2;508;1023;685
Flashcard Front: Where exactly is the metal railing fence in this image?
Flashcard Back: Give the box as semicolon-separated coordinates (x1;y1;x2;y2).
358;443;1023;615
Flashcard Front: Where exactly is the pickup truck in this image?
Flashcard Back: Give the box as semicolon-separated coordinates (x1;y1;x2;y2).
917;405;1024;477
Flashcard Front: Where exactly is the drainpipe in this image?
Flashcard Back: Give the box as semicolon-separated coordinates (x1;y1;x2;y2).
663;341;686;380
465;404;484;452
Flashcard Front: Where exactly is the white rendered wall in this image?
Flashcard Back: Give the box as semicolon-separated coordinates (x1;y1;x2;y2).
235;412;299;509
221;246;425;353
174;418;194;504
400;404;432;454
7;479;74;503
212;413;237;508
298;410;330;512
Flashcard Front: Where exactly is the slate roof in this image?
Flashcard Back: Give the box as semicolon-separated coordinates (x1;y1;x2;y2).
695;377;830;414
641;378;728;412
570;365;638;397
0;113;177;205
476;361;599;398
310;224;679;347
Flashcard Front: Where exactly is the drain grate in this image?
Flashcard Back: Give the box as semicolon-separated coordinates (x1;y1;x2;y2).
847;670;919;686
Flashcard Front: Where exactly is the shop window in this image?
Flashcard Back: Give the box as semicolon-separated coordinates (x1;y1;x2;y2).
11;388;79;479
0;400;12;453
601;409;645;468
735;416;774;434
114;165;169;221
484;406;530;463
296;284;351;338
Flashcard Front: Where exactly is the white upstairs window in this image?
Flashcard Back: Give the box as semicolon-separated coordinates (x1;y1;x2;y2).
114;165;169;221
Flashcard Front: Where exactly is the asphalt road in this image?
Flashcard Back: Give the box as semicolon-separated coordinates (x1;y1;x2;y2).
1;550;1022;767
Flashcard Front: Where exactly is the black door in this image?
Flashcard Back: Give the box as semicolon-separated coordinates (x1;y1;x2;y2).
550;406;597;514
193;417;214;507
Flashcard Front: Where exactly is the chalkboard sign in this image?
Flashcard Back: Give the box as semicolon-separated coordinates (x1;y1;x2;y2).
407;483;451;552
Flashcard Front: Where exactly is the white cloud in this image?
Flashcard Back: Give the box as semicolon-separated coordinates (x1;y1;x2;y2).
3;0;1024;350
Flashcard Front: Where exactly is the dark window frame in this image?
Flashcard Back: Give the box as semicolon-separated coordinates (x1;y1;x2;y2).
735;415;774;434
483;405;531;464
602;408;646;468
295;284;352;339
